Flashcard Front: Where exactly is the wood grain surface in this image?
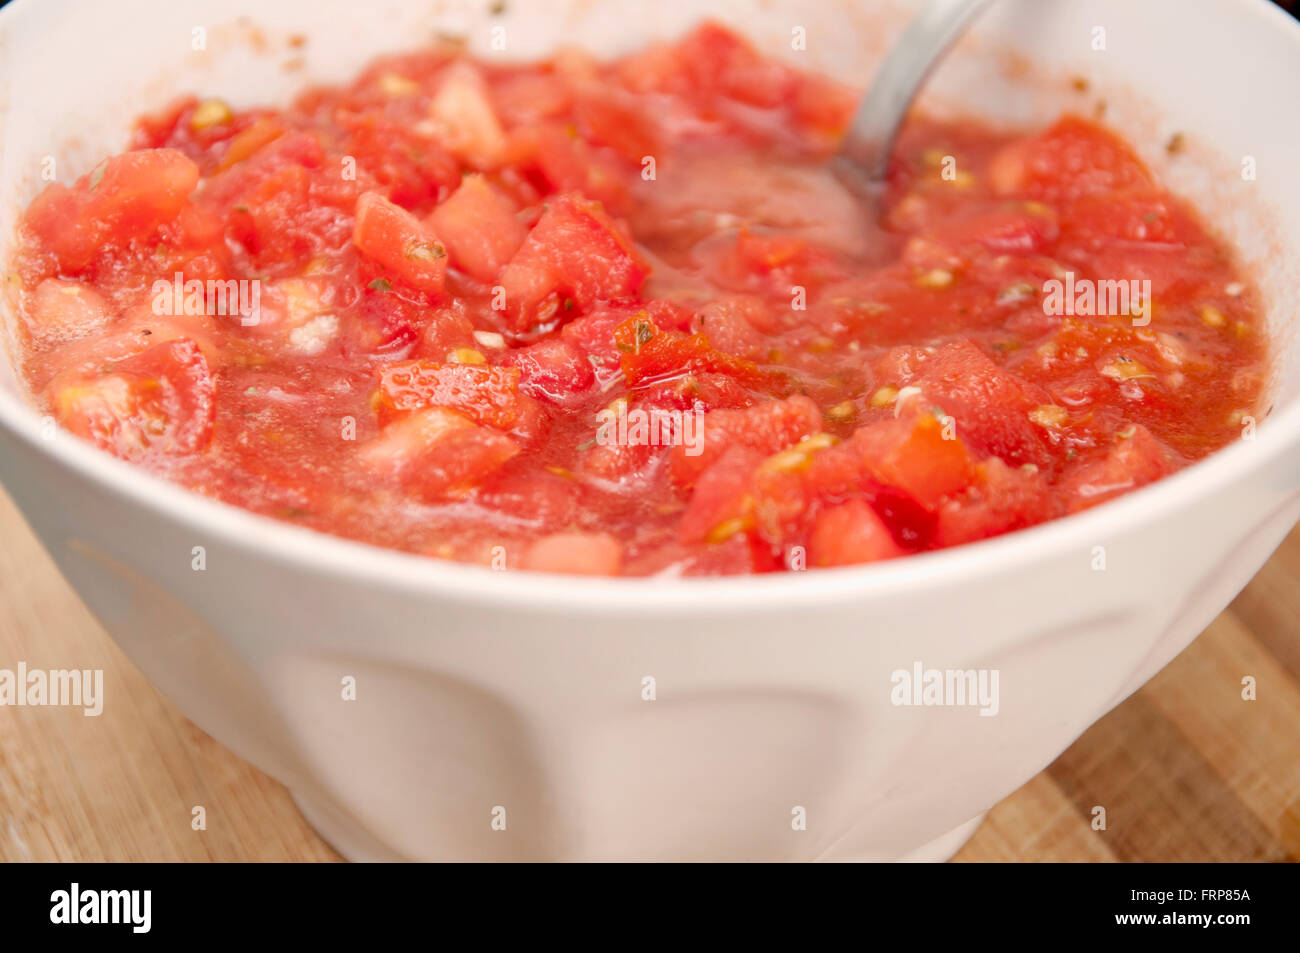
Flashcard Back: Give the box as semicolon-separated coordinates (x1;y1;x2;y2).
1;486;1297;862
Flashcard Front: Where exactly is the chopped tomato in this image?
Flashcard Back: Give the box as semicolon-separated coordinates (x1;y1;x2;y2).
988;115;1153;202
50;339;214;459
1059;425;1173;511
360;406;519;501
498;193;649;329
23;279;111;351
615;315;786;392
429;174;527;282
936;457;1055;547
22;149;199;275
427;63;507;169
848;412;976;509
520;532;623;575
808;499;905;567
496;337;595;406
372;361;523;429
352;191;448;295
573;88;661;165
670;395;822;487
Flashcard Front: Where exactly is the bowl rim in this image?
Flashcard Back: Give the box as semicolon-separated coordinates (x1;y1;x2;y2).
1;0;1299;615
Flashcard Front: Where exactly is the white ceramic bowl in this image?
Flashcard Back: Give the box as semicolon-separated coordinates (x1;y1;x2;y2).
2;0;1299;861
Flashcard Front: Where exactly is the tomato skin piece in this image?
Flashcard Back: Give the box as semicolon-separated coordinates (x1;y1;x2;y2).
429;174;527;283
498;193;649;330
360;406;519;501
614;315;786;393
22;149;199;275
352;191;449;295
372;361;522;429
808;498;905;567
51;338;215;459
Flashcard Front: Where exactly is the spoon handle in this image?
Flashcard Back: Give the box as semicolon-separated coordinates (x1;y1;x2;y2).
841;0;996;183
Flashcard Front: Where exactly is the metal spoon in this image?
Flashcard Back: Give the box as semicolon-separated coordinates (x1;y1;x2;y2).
836;0;995;194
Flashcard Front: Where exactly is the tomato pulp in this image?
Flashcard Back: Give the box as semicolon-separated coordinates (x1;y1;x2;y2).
10;23;1268;576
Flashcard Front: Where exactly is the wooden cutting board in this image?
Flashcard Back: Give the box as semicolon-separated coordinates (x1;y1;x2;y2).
1;486;1296;862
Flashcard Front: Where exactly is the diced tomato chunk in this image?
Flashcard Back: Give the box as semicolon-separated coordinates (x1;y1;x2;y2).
676;22;792;108
678;445;764;544
24;279;111;350
808;499;905;567
372;361;522;428
561;301;692;367
340;113;459;212
352;191;448;295
22;149;199;274
520;532;623;576
882;339;1054;468
511;125;632;213
988;115;1152;202
427;63;507;169
477;471;578;530
429;175;527;282
1059;425;1173;511
416;300;478;358
935;458;1055;547
51;339;214;459
360;406;519;500
1060;189;1204;248
496;336;595;406
498;193;649;330
847;412;975;509
573;88;661;165
615;315;785;392
671;395;822;487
